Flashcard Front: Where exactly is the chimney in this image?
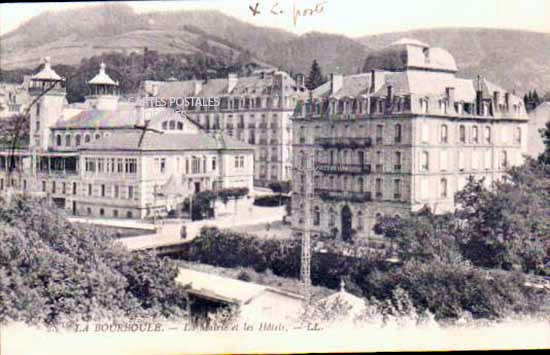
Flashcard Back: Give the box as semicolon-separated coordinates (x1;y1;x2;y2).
370;70;376;93
493;91;500;112
387;85;393;101
194;80;203;96
330;73;343;94
504;92;510;111
475;75;482;115
446;87;455;105
228;73;238;93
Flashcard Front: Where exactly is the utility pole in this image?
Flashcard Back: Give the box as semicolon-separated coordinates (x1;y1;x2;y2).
301;148;315;306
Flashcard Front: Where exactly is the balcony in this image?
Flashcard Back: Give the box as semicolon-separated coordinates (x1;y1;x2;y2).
315;188;372;203
315;163;371;175
315;137;372;149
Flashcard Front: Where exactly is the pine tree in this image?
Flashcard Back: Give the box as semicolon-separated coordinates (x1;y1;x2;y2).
306;59;326;91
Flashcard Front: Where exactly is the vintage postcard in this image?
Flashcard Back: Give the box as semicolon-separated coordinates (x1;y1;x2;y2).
0;0;549;353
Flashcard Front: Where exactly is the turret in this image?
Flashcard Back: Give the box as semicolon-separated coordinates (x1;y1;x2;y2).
28;57;67;151
86;62;120;111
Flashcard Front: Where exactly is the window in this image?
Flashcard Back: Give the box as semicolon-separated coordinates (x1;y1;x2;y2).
329;208;335;227
441;124;448;143
421;151;429;171
394;179;401;199
375;178;383;198
440;178;448;198
516;127;522;144
42;180;46;192
85;134;91;143
56;135;62;146
114;185;119;198
472;126;479;143
485;126;491;144
62;182;66;194
101;184;105;197
186;158;189;174
234;156;239;168
52;181;56;194
36;103;40;116
75;135;81;146
126;211;133;219
501;150;508;169
128;186;134;199
376;125;383;144
87;208;92;216
100;208;105;217
313;206;320;226
239;156;245;168
394;124;402;143
160;158;166;173
65;135;71;147
212;157;217;170
458;151;465;171
358;177;364;193
113;210;118;218
459;125;466;143
117;158;123;173
73;182;77;195
177;122;183;130
394;152;401;171
95;134;101;140
88;184;92;196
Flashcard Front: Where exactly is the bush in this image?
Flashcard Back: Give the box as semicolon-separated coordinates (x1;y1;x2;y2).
253;195;286;207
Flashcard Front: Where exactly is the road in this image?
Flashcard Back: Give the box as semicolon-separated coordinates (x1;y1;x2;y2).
69;205;286;251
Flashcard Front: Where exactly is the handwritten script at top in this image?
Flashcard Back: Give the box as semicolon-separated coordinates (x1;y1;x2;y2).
249;0;328;27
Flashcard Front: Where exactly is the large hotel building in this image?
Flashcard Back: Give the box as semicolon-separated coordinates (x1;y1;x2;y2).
291;39;528;240
141;70;307;186
0;59;254;219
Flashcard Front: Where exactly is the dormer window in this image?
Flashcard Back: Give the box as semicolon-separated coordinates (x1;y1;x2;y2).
423;48;430;64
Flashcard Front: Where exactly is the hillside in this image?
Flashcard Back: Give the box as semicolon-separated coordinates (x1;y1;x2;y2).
1;5;550;95
358;28;550;94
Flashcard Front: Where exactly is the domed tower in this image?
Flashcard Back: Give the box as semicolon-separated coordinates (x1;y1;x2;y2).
86;62;120;111
28;57;67;151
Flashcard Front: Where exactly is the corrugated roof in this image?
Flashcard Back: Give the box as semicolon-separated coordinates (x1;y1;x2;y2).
79;129;253;151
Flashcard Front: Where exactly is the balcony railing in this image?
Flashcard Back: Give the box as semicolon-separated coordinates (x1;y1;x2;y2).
315;188;372;203
315;163;371;174
315;137;372;149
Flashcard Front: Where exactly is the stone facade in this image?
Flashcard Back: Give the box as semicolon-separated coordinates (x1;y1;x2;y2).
0;59;254;219
141;69;307;187
291;39;528;241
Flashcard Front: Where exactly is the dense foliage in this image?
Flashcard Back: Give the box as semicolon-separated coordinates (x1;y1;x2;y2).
0;196;188;325
176;227;544;320
1;49;260;104
183;187;249;220
305;60;327;91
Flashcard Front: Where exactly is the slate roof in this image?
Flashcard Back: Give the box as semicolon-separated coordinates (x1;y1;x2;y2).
79;129;253;152
54;107;180;129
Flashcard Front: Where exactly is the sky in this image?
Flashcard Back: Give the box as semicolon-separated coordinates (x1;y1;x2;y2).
1;0;549;37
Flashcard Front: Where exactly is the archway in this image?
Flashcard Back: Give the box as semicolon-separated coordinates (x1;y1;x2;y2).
341;205;353;242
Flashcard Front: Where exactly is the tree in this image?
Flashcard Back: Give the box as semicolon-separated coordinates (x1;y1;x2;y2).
538;120;550;165
305;60;326;91
0;195;189;325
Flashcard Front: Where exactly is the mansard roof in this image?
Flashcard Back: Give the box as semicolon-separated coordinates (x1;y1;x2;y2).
78;129;253;152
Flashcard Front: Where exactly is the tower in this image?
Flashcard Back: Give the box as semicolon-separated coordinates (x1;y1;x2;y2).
86;62;120;111
28;57;66;151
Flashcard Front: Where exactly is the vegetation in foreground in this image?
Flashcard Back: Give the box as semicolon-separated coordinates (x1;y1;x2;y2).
0;196;188;326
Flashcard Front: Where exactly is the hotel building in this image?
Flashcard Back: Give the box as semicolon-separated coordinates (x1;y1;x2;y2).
291;39;528;241
0;58;254;219
141;69;307;187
